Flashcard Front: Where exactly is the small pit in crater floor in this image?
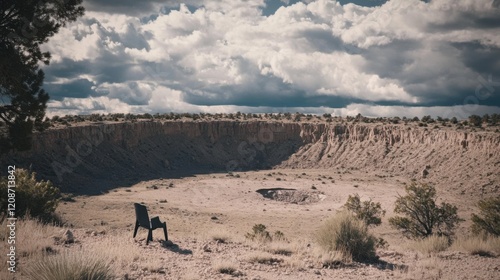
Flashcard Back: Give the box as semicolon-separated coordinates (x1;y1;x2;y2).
256;188;326;204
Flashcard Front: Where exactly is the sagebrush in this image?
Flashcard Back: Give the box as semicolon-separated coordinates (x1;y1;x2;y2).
0;169;60;221
471;196;500;236
344;193;385;226
245;224;285;242
389;183;461;238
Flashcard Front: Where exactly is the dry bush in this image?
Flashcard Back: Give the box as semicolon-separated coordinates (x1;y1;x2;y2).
315;211;377;262
409;235;449;255
451;235;500;257
25;251;114;280
212;259;238;275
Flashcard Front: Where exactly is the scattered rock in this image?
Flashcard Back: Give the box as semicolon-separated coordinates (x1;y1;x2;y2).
61;229;74;244
422;168;429;178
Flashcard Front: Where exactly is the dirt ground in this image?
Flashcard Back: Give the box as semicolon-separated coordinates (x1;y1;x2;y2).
46;168;500;280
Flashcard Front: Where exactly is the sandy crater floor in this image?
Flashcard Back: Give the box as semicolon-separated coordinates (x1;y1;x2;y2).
52;169;500;280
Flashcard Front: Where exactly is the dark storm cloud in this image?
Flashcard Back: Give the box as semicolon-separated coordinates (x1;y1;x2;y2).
182;84;357;108
84;0;171;15
360;40;421;80
452;42;500;77
45;79;100;100
43;58;91;83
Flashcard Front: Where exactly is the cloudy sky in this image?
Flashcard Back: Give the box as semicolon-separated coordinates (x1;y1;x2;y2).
41;0;500;118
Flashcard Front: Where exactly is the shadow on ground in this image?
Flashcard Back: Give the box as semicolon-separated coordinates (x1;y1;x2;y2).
160;240;193;255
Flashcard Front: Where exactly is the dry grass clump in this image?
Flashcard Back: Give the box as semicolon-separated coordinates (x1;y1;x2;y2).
409;235;449;255
25;251;114;280
316;249;351;268
208;227;233;243
0;216;59;280
212;259;238;275
0;216;58;259
245;252;284;264
400;257;443;280
315;211;377;262
141;260;165;274
82;232;147;275
451;235;500;257
265;241;295;256
284;256;306;270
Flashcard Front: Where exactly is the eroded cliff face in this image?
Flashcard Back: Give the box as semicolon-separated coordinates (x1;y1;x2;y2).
3;120;499;195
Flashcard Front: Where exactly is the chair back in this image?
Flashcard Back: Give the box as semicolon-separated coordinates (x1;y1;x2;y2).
134;203;151;229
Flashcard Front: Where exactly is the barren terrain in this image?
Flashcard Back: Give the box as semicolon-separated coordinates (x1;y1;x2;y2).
1;118;500;279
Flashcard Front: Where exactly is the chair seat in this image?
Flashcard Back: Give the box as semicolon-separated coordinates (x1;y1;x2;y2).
133;203;168;244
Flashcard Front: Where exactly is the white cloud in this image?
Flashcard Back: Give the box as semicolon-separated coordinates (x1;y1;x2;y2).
42;0;500;116
332;103;500;119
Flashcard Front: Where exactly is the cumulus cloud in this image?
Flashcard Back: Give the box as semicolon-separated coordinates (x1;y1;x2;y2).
42;0;500;117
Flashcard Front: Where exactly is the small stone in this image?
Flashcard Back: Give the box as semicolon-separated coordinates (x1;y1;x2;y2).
422;168;429;178
62;229;74;244
202;244;211;252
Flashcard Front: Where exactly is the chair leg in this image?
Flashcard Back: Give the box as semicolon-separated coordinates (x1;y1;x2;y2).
163;223;168;241
133;221;139;238
147;229;153;245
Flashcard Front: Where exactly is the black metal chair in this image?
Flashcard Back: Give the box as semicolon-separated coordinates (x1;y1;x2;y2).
133;203;168;245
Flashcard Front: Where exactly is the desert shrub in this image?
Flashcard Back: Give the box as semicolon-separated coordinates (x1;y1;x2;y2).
389;183;461;239
315;211;377;262
409;235;449;255
245;224;285;243
245;224;271;242
273;230;286;241
0;169;60;221
471;196;500;236
468;114;482;127
343;193;386;226
26;251;114;280
421;115;434;123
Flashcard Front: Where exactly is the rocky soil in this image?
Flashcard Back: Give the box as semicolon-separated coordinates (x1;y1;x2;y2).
2;119;500;279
